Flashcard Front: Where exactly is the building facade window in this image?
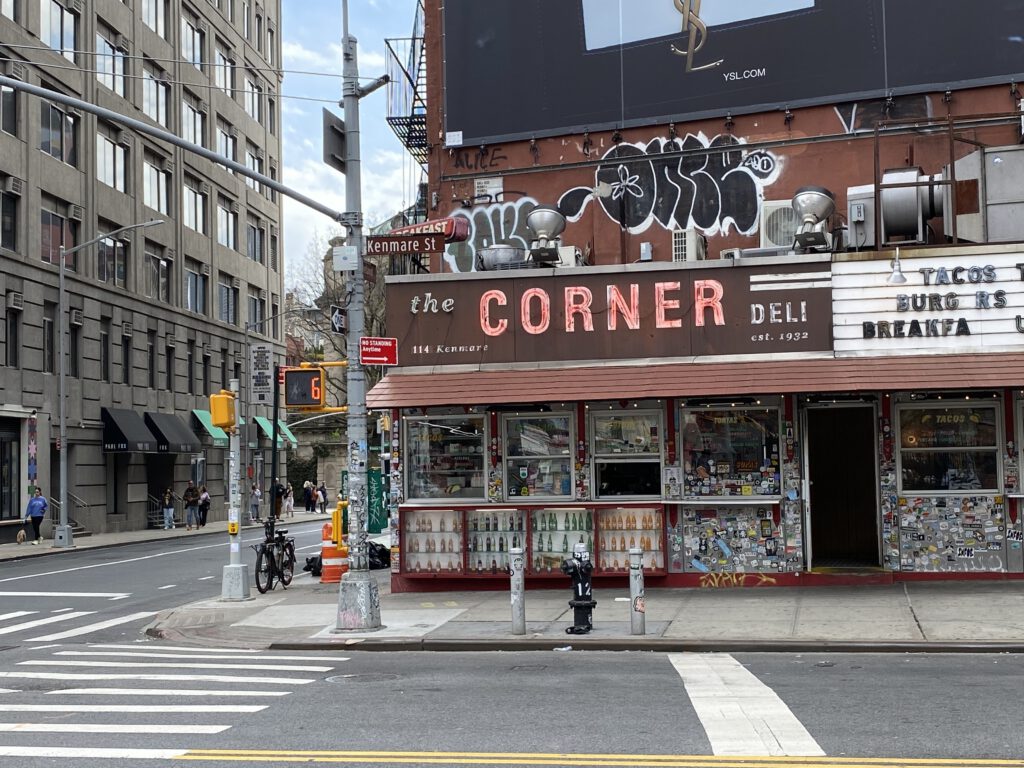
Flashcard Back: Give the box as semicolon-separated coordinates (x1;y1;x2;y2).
1;189;16;251
96;30;126;97
96;129;127;191
214;46;234;95
1;85;16;136
40;202;77;270
243;72;262;122
186;340;195;394
246;216;264;263
185;258;207;315
202;352;211;395
40;0;76;61
244;146;262;191
142;0;167;39
504;414;574;499
142;63;169;126
2;0;15;21
42;302;55;374
147;330;157;388
100;319;111;382
255;13;263;52
247;287;265;331
181;13;204;70
267;96;276;136
68;321;80;378
898;403;1000;493
216;119;235;170
591;411;662;498
40;100;77;166
681;407;782;498
144;246;171;303
183;176;206;234
182;96;205;146
122;332;132;385
221;348;229;390
271;296;279;339
165;342;175;391
143;156;170;214
217;197;236;249
6;311;19;368
405;415;486;500
267;27;275;67
218;275;238;324
241;0;250;38
96;233;127;289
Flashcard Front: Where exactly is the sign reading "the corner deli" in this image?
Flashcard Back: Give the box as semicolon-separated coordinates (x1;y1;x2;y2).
385;263;833;367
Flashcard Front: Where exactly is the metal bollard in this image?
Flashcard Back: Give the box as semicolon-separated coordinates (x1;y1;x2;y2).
509;547;525;635
629;547;645;636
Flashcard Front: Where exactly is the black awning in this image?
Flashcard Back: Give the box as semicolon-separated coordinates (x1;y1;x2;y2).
144;412;202;454
101;408;158;453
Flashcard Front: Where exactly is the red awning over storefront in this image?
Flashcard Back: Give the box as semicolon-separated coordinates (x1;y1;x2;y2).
367;353;1024;408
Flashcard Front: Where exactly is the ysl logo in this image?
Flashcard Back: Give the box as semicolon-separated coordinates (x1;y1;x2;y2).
671;0;724;72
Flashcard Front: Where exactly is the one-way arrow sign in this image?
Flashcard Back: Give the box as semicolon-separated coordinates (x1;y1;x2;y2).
330;304;347;333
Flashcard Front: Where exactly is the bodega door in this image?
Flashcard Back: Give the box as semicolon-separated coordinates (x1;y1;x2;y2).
805;405;880;568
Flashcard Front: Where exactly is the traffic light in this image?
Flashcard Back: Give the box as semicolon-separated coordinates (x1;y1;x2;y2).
210;390;236;429
284;367;326;407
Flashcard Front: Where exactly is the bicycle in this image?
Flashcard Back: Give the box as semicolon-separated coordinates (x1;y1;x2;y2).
252;517;296;594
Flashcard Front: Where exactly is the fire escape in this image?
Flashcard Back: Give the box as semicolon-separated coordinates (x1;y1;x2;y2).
385;0;428;167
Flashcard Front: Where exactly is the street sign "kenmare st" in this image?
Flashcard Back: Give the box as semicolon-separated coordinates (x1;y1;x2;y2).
365;234;443;256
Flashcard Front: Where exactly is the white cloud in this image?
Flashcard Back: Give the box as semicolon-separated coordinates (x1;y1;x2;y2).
282;40;337;69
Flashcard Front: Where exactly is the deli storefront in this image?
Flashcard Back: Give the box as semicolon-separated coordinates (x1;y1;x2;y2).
369;250;1024;590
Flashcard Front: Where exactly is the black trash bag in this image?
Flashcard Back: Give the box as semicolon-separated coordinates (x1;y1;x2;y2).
368;541;390;570
303;555;322;577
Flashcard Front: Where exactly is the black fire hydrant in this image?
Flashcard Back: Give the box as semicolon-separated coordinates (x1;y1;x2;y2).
561;542;596;634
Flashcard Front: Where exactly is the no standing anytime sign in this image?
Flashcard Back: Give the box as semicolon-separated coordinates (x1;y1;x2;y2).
359;336;399;366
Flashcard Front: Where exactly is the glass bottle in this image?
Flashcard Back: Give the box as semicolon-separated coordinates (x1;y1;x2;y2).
547;533;553;551
564;512;570;530
539;513;546;532
508;513;514;531
498;536;505;552
629;535;636;549
571;512;578;531
562;534;568;553
439;517;446;533
619;535;626;551
485;535;492;552
490;558;498;574
484;514;490;532
471;515;478;532
549;511;557;530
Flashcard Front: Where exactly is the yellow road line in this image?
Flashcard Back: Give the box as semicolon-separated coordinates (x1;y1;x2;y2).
177;750;1024;768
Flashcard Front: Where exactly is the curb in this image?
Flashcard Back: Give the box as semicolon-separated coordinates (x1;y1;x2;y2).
268;638;1024;654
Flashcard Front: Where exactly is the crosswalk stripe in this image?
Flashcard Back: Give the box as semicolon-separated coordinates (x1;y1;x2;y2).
0;704;266;713
0;592;130;599
89;643;262;654
57;650;348;662
22;659;332;672
0;746;185;759
0;612;94;636
0;611;36;622
668;653;825;757
25;612;158;642
0;723;230;734
0;689;18;694
0;671;314;685
48;688;290;697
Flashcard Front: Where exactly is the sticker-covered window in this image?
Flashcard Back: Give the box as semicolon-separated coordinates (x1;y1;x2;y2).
680;408;781;497
899;404;999;492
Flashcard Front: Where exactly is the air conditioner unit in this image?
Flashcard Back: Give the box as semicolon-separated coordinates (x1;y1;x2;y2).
760;200;799;249
69;309;84;327
3;60;26;80
672;228;706;262
3;176;24;196
122;321;133;338
69;205;84;222
554;246;583;268
6;292;24;311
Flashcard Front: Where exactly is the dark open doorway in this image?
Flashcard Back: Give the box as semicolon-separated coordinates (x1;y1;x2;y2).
806;406;879;568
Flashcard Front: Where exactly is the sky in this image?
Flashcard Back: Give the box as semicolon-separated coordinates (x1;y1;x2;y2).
279;0;423;288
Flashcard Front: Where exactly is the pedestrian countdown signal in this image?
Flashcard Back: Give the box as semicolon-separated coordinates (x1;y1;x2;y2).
284;367;325;407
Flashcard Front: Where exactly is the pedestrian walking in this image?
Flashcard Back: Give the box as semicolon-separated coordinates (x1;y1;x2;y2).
24;487;48;545
249;483;262;523
303;480;313;513
183;480;200;531
318;482;329;515
272;478;285;520
198;485;211;527
161;487;175;530
284;483;294;518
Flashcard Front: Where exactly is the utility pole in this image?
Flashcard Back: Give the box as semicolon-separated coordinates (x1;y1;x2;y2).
335;0;388;631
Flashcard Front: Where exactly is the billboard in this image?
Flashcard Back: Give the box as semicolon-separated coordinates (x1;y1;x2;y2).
386;262;833;368
442;0;1024;147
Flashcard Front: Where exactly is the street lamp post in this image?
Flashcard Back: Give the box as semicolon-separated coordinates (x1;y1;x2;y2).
54;219;163;548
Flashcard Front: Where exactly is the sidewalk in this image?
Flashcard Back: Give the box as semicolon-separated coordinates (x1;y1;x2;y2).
6;521;1024;652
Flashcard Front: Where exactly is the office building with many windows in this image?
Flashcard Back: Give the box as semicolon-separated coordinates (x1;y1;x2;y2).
0;0;287;540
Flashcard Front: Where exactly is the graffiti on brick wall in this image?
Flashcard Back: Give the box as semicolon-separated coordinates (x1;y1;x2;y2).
443;197;540;274
558;133;781;236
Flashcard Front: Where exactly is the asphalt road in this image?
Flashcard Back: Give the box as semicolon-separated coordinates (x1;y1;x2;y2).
0;520;328;644
1;533;1023;767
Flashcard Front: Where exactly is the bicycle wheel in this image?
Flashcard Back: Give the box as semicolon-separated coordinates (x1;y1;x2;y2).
255;545;275;594
279;542;295;586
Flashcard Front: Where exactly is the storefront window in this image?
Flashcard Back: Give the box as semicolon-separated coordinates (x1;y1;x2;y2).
680;408;781;497
592;411;661;497
405;416;485;500
505;415;573;498
899;404;999;492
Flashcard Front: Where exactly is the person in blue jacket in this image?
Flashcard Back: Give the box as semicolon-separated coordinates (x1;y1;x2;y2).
24;487;47;545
